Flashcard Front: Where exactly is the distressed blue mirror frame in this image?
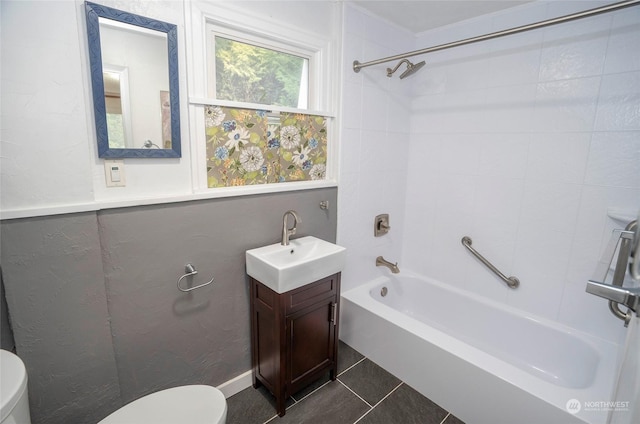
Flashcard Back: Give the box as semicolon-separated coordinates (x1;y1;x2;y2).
85;1;181;158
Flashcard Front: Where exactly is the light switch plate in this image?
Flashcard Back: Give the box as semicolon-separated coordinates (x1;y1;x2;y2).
104;160;126;187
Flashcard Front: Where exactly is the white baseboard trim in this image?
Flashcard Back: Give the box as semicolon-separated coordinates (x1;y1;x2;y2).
216;370;253;399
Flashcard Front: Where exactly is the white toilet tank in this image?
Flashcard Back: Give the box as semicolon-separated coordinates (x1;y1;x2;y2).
98;385;226;424
0;350;31;424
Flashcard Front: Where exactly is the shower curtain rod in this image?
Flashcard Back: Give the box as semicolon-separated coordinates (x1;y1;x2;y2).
353;0;640;73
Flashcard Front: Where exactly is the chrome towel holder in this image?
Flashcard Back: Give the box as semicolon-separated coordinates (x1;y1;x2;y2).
177;263;214;292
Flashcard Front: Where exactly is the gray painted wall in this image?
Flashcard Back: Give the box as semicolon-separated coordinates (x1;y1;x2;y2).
1;187;337;424
1;271;16;351
1;212;122;423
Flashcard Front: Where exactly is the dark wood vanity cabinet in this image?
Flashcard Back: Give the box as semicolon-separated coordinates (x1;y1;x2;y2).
249;273;341;416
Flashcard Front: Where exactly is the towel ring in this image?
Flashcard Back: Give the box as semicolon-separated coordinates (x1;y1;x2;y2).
177;264;214;292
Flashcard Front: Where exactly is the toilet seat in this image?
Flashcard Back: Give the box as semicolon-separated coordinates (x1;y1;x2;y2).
98;385;226;424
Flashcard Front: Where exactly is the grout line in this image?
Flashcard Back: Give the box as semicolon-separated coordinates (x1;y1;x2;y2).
352;408;374;424
290;379;332;404
372;381;403;409
352;382;404;424
263;413;278;424
440;412;451;424
337;356;367;377
337;378;374;409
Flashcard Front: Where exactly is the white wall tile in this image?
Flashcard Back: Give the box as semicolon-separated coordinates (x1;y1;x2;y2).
360;85;389;131
585;131;640;188
477;134;530;179
534;77;600;132
526;132;591;184
518;180;582;235
410;93;448;133
339;127;362;176
441;133;485;175
472;176;524;242
341;81;363;129
343;33;364;85
604;8;640;74
482;84;537;133
594;71;640;131
339;5;413;294
344;4;366;36
509;228;572;319
485;34;543;87
574;185;640;243
411;57;448;96
406;133;442;181
539;15;610;81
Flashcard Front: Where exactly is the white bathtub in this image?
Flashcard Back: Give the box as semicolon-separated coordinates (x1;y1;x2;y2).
340;272;619;424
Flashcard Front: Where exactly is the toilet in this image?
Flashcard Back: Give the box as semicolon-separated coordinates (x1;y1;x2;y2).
98;385;227;424
0;349;32;424
1;348;225;424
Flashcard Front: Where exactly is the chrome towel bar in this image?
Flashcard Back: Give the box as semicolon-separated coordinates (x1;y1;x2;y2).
461;237;520;289
177;263;214;292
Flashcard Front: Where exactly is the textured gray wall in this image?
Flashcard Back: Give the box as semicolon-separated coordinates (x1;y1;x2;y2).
1;213;122;424
1;271;16;351
0;187;337;424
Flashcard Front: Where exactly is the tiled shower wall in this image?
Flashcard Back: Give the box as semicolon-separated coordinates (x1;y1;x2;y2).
338;5;415;292
402;1;640;343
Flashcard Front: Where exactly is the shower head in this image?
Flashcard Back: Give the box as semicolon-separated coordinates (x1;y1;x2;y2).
386;59;426;79
399;60;426;79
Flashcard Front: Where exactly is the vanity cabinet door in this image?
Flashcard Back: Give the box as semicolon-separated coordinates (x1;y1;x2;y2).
286;297;338;391
250;273;340;417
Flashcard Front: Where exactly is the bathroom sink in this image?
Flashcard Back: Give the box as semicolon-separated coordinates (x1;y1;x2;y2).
246;236;346;293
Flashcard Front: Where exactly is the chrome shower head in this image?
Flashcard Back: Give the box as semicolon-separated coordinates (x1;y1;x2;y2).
399;60;426;79
386;59;426;79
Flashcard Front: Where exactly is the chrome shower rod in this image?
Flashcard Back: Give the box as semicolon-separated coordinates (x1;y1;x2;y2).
353;0;640;73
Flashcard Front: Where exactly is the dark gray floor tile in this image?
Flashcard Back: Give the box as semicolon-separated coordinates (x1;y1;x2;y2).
226;385;293;424
444;413;465;424
358;383;448;424
338;340;365;374
292;372;331;401
338;358;401;406
274;380;370;424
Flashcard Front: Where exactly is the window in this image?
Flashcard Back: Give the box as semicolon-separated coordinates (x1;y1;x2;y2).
214;37;309;109
191;7;337;194
206;23;319;111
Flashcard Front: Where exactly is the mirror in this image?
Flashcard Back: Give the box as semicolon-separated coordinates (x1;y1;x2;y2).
85;2;181;158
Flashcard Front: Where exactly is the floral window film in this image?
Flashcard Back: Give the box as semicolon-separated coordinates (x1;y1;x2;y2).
204;107;327;187
205;106;272;187
279;113;327;181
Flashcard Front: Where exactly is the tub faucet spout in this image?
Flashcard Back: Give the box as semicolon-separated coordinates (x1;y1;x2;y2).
281;210;301;246
376;256;400;273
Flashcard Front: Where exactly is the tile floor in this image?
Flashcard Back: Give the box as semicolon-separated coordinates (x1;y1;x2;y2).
226;341;465;424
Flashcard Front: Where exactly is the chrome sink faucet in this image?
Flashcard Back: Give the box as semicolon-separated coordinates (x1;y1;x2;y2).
376;256;400;273
281;210;301;246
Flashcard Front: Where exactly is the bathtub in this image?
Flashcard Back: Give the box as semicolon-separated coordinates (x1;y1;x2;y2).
340;272;619;424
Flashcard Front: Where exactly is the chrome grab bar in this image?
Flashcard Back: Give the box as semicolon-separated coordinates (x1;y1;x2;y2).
461;236;519;289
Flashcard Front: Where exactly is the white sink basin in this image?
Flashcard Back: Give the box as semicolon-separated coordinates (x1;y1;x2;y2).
246;236;346;293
